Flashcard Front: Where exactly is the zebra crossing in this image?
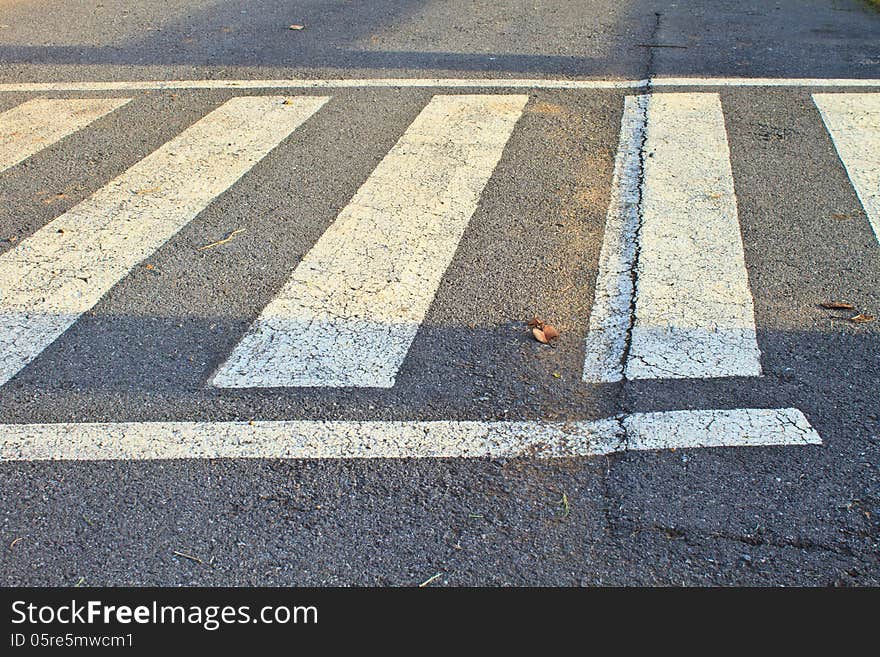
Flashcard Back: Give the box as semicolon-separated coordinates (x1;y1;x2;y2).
0;80;877;460
211;94;529;388
0;95;329;388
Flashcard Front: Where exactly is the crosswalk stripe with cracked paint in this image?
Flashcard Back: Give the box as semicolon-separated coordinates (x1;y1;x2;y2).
211;94;529;389
0;95;328;387
582;94;646;383
583;92;762;382
0;97;131;173
627;92;762;380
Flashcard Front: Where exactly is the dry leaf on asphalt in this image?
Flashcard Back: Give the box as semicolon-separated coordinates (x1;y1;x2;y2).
820;301;855;310
288;24;305;30
528;316;560;343
849;314;875;324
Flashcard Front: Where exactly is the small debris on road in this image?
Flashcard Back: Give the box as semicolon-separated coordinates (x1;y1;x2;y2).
829;312;875;324
173;549;204;564
197;228;246;251
418;573;442;588
820;301;874;324
557;492;570;518
528;317;560;344
39;191;67;204
288;24;305;30
532;326;549;343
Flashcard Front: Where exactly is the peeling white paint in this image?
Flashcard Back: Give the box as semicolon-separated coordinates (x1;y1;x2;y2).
626;93;762;380
0;97;130;172
0;96;328;387
582;95;647;383
0;408;820;461
212;94;528;388
813;93;880;244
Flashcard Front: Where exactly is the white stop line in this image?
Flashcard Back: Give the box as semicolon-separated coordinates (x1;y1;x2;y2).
0;408;821;461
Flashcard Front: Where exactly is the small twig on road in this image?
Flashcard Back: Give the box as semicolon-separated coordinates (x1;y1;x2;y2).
197;228;246;251
418;573;442;588
558;492;570;518
173;550;205;564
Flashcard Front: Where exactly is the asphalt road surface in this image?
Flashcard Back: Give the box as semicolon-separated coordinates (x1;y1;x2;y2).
0;0;878;586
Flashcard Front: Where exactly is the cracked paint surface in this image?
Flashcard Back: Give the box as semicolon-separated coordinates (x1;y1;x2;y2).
0;408;820;460
0;95;328;386
213;94;528;388
0;97;130;173
813;93;880;245
582;94;647;383
626;92;762;380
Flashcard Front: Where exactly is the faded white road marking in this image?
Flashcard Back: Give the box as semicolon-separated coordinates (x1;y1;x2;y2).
213;94;528;388
0;408;820;461
0;78;878;92
626;93;762;380
813;93;880;244
0;97;130;172
582;95;647;382
0;95;328;387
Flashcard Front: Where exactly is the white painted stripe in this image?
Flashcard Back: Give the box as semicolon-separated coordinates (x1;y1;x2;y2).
582;95;647;382
0;96;329;387
626;93;762;380
0;97;130;172
813;93;880;244
651;77;880;88
0;78;878;92
0;79;644;92
622;407;821;451
213;94;528;388
0;408;820;461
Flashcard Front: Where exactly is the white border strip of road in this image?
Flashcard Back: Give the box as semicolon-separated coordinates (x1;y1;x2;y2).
582;94;647;382
0;95;329;387
813;93;880;245
0;407;821;461
0;97;130;172
626;92;762;379
0;78;879;92
212;94;528;388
